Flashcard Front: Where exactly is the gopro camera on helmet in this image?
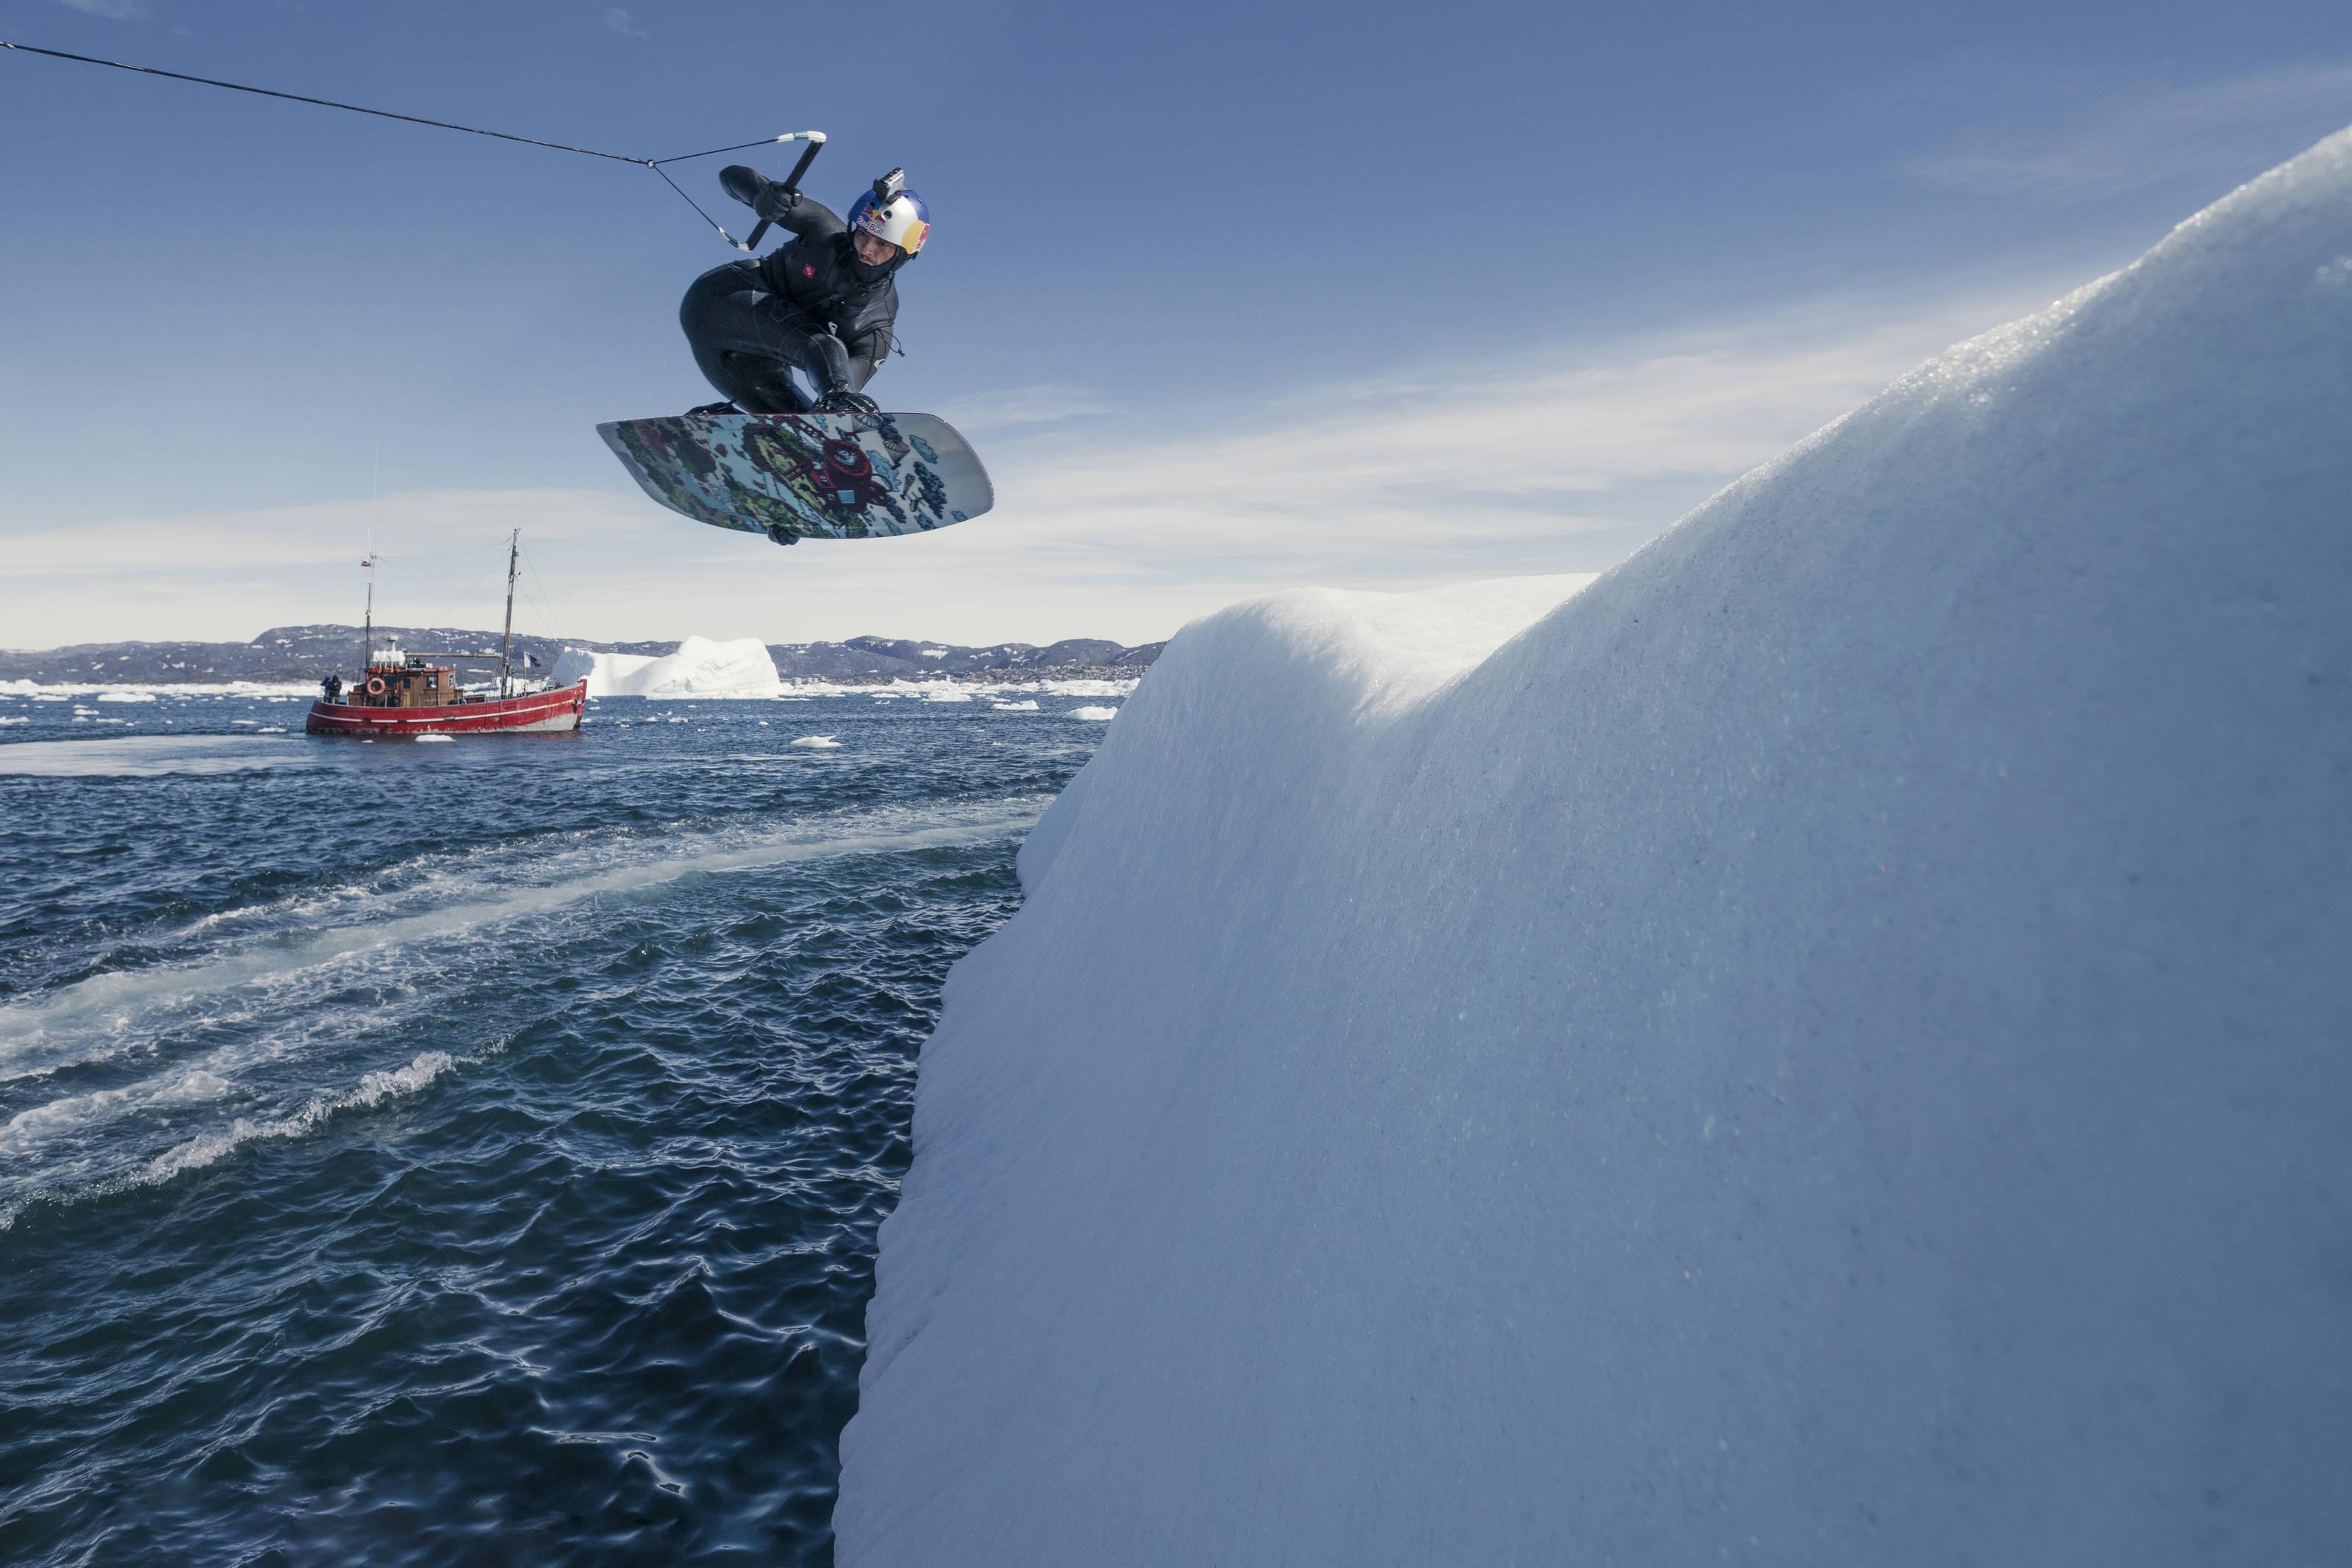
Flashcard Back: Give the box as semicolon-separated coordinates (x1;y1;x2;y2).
848;170;931;257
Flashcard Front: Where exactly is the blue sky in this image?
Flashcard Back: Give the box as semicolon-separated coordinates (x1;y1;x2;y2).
4;0;2349;648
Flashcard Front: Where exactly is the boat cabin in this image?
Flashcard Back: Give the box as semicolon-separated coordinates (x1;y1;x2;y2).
332;649;464;708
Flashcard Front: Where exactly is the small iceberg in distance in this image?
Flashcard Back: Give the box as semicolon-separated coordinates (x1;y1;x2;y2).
1066;706;1117;721
790;735;842;749
551;636;781;699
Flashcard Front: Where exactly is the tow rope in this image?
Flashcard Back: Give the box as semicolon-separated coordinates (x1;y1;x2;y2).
1;37;821;251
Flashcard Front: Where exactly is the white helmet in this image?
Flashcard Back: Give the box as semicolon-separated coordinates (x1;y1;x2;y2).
849;168;930;256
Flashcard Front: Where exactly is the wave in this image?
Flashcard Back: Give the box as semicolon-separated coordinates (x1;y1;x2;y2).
0;1068;231;1159
0;1051;456;1230
143;1050;456;1182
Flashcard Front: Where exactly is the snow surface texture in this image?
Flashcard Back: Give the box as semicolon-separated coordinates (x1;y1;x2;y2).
550;636;781;699
837;132;2352;1564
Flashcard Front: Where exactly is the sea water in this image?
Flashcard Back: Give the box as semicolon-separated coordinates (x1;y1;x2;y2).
0;689;1111;1564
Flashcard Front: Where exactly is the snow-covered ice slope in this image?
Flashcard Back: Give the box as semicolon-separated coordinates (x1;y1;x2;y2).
551;636;780;698
837;132;2352;1564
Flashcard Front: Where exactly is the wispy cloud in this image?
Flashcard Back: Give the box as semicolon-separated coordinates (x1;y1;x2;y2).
0;277;2065;650
54;0;151;21
603;7;647;37
950;278;2064;589
3;489;659;650
1908;63;2352;203
937;384;1111;434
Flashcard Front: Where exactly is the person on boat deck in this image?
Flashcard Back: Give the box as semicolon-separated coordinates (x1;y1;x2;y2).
678;165;930;417
322;673;343;704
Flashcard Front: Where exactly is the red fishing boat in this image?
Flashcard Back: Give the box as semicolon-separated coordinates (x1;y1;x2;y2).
306;531;587;738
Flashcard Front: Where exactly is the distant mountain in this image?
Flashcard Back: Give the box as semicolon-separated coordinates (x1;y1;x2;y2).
794;635;1160;683
0;625;1164;687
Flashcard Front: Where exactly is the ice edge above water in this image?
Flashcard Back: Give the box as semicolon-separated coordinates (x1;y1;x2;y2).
836;128;2352;1564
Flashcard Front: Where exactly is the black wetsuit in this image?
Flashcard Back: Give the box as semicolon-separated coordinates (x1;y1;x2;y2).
678;174;903;414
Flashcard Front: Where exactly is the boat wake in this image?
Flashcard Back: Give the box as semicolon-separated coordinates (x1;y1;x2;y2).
0;793;1044;1229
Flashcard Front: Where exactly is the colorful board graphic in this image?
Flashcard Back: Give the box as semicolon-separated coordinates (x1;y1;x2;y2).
597;411;994;544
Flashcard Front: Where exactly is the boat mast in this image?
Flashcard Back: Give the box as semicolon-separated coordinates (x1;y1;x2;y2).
362;558;373;675
499;529;520;698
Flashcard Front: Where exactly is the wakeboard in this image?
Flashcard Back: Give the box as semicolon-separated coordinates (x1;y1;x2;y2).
597;411;993;544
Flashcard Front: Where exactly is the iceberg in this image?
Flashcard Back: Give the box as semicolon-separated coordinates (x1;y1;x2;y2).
836;131;2352;1562
550;636;781;699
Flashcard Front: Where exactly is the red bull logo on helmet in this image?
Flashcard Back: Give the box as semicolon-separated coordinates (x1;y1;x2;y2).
854;193;929;254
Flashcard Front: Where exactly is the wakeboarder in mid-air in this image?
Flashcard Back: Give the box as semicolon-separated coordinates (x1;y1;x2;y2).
596;151;988;545
594;151;992;547
678;164;930;417
594;154;988;545
0;41;992;545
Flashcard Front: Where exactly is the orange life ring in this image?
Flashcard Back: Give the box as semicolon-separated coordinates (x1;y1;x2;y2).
365;676;387;697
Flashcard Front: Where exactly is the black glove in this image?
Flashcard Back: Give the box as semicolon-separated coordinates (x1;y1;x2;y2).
720;164;762;205
814;389;879;416
720;165;802;221
804;333;856;394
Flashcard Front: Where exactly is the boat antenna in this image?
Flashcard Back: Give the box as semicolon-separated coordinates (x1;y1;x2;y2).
362;438;379;678
500;529;520;699
1;38;822;251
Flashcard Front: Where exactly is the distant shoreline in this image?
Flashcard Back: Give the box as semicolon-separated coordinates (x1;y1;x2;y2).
1;675;1139;700
0;624;1164;690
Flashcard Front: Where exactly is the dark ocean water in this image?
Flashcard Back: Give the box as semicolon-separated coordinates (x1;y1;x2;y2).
0;686;1113;1565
